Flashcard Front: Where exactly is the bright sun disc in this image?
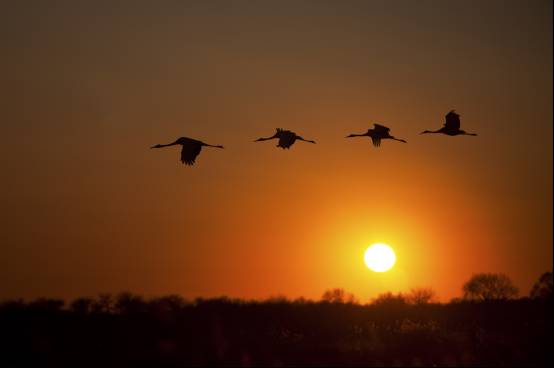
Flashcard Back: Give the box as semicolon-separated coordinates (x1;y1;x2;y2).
364;243;396;272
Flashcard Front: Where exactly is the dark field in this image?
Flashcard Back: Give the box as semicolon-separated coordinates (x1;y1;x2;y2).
0;295;551;367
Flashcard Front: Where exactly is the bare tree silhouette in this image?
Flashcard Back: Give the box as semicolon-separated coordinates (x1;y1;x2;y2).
530;271;553;300
462;273;518;301
406;288;437;305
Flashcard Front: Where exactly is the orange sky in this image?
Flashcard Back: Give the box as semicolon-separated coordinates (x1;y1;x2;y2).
1;0;552;302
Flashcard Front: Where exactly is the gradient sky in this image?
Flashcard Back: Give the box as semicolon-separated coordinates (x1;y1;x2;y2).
1;0;552;302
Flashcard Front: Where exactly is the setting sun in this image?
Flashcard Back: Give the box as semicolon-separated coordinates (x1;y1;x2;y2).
364;243;397;272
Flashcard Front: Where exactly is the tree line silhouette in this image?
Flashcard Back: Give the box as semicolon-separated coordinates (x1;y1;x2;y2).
1;272;551;366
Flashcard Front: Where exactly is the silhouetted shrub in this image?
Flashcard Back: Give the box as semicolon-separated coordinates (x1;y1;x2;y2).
321;288;357;304
114;292;146;315
265;295;290;304
70;297;94;315
372;291;407;306
149;294;188;312
406;288;437;305
0;299;25;311
91;293;114;313
27;298;65;311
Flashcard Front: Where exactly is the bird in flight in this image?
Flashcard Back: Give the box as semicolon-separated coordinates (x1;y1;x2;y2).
420;110;477;136
346;123;407;147
254;128;316;149
151;137;224;166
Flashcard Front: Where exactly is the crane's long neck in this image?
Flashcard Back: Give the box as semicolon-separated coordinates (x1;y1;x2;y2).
151;141;179;148
391;137;407;143
420;129;441;134
346;133;368;138
255;135;277;142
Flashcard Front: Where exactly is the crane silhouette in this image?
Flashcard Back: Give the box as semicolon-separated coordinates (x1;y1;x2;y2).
421;110;477;136
254;128;316;149
150;137;223;166
346;123;407;147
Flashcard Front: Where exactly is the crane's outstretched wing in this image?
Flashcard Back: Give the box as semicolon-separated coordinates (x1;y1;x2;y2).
373;124;390;133
444;110;460;130
181;143;202;165
371;136;381;147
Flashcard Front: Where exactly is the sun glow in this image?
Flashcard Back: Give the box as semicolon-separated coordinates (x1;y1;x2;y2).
364;243;396;272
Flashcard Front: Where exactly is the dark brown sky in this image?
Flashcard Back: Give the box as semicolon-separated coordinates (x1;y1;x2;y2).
1;0;552;302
